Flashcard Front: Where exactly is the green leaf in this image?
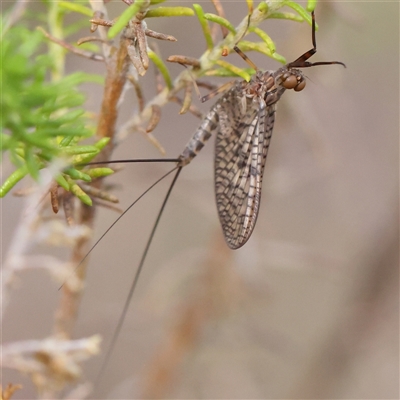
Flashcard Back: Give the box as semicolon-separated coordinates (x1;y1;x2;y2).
68;180;92;206
148;50;172;89
256;1;269;14
146;6;194;17
283;1;313;26
62;145;100;156
64;168;92;182
52;109;86;124
85;168;115;179
1;134;11;151
238;41;286;64
94;137;111;151
271;52;287;64
215;60;252;81
205;67;255;78
55;174;70;191
269;12;304;22
70;138;110;165
0;166;29;197
193;4;213;50
249;27;276;53
203;13;236;34
307;0;317;12
25;148;41;180
59;136;75;147
58;2;93;17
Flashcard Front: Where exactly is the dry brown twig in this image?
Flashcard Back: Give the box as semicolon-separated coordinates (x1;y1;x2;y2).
0;383;23;400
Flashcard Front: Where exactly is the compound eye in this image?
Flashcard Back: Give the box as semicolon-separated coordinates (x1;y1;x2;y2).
294;79;306;92
282;74;297;89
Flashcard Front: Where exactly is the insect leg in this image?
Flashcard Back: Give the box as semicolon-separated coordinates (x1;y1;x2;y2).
287;12;346;69
201;81;235;103
233;45;258;71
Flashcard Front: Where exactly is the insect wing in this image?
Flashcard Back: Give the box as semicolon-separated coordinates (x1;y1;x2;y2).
214;87;277;249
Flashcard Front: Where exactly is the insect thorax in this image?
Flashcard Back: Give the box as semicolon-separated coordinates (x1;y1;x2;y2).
177;66;307;168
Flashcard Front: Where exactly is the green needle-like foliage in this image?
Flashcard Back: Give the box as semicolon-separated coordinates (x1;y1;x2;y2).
0;24;108;198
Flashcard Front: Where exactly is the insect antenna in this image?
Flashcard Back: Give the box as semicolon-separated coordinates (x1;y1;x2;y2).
94;166;183;385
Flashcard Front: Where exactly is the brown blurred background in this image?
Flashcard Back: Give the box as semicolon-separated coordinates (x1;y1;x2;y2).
2;2;399;399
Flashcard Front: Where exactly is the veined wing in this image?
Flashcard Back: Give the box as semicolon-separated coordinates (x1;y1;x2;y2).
214;91;277;249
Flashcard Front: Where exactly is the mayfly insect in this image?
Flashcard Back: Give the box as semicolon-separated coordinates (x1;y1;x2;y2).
87;10;345;388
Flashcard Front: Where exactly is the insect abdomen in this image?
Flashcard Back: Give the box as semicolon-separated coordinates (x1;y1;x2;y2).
177;109;219;167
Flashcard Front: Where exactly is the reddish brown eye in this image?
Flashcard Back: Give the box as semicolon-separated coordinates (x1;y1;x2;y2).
282;75;297;89
294;79;306;92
